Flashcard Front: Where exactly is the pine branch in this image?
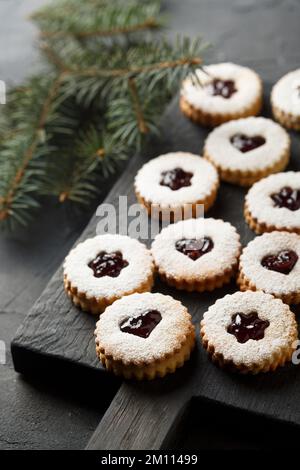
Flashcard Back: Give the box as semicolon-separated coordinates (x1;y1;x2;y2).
0;0;207;229
40;18;160;39
42;42;202;78
47;126;127;204
0;75;68;225
0;135;51;229
72;57;202;78
40;43;69;73
33;0;164;39
40;36;205;118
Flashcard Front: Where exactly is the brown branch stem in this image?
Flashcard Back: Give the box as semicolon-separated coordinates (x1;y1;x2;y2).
41;43;70;72
42;43;202;79
40;18;159;39
128;77;149;134
68;57;202;78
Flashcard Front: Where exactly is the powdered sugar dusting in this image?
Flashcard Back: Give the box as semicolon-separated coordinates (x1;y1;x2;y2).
151;218;241;279
64;234;153;299
246;172;300;229
134;152;218;207
271;69;300;116
181;63;261;114
204;117;289;171
95;292;193;364
240;232;300;295
201;291;296;366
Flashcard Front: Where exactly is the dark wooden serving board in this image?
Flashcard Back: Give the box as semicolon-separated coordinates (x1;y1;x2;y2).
12;85;300;449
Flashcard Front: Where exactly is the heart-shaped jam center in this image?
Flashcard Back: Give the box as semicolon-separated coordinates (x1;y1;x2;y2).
271;186;300;211
230;133;266;153
227;312;269;344
204;78;237;99
261;250;298;275
175;237;214;260
160;168;193;191
88;251;128;278
120;310;162;338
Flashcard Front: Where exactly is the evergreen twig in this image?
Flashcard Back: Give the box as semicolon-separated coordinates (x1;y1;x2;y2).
0;0;207;229
40;17;160;39
41;42;202;78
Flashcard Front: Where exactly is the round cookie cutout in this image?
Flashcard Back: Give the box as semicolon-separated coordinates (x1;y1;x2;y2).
200;291;298;374
204;117;290;186
180;62;263;127
238;231;300;304
151;217;241;292
134;152;219;220
95;292;196;380
63;234;154;314
245;172;300;234
271;68;300;131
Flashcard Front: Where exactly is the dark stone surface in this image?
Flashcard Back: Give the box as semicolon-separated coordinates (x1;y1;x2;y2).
1;0;300;450
20;87;298;451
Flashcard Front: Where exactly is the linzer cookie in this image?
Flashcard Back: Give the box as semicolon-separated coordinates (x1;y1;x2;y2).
271;69;300;130
238;231;300;304
245;172;300;234
200;291;298;374
95;292;196;380
180;63;263;127
151;218;241;292
204;117;290;186
134;152;219;219
63;234;154;314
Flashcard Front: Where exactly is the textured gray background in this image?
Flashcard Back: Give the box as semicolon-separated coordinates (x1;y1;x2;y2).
0;0;299;450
